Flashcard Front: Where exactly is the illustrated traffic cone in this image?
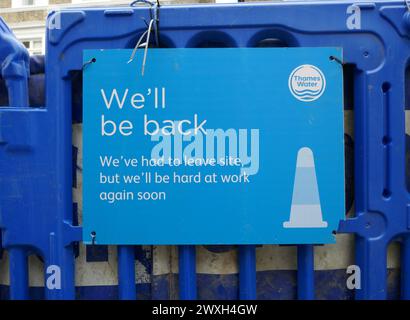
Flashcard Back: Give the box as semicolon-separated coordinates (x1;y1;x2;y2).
283;147;328;228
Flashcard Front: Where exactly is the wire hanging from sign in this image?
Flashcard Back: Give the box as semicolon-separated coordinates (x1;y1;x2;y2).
128;0;160;76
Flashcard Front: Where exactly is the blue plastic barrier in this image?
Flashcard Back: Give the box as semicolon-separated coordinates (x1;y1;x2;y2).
0;17;29;108
0;0;409;300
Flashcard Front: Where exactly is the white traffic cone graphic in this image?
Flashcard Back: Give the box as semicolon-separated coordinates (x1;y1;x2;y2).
283;147;328;228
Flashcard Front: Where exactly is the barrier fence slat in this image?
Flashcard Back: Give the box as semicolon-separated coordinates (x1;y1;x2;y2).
117;245;136;300
8;248;29;300
239;245;256;300
401;236;410;300
297;245;315;300
179;245;197;300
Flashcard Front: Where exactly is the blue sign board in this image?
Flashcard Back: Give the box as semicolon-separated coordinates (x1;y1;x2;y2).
82;48;345;245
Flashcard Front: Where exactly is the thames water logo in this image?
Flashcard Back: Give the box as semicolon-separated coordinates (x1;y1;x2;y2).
288;65;326;102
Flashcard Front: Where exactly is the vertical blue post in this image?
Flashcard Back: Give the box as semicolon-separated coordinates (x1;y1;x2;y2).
117;246;136;300
9;247;29;300
179;245;197;300
297;245;315;300
43;77;77;300
353;73;387;300
238;245;256;300
401;236;410;300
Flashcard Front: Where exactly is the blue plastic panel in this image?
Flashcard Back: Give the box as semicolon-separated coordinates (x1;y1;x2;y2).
0;0;409;300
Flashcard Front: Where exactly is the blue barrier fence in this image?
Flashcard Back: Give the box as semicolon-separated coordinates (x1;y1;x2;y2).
0;0;409;300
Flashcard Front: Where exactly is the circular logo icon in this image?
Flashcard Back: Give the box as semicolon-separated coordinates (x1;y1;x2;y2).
288;65;326;102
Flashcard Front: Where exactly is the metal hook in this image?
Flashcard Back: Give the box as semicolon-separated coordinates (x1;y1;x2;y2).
127;0;160;76
141;18;155;76
152;0;160;47
130;0;160;47
130;0;154;7
127;28;149;63
128;18;154;76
